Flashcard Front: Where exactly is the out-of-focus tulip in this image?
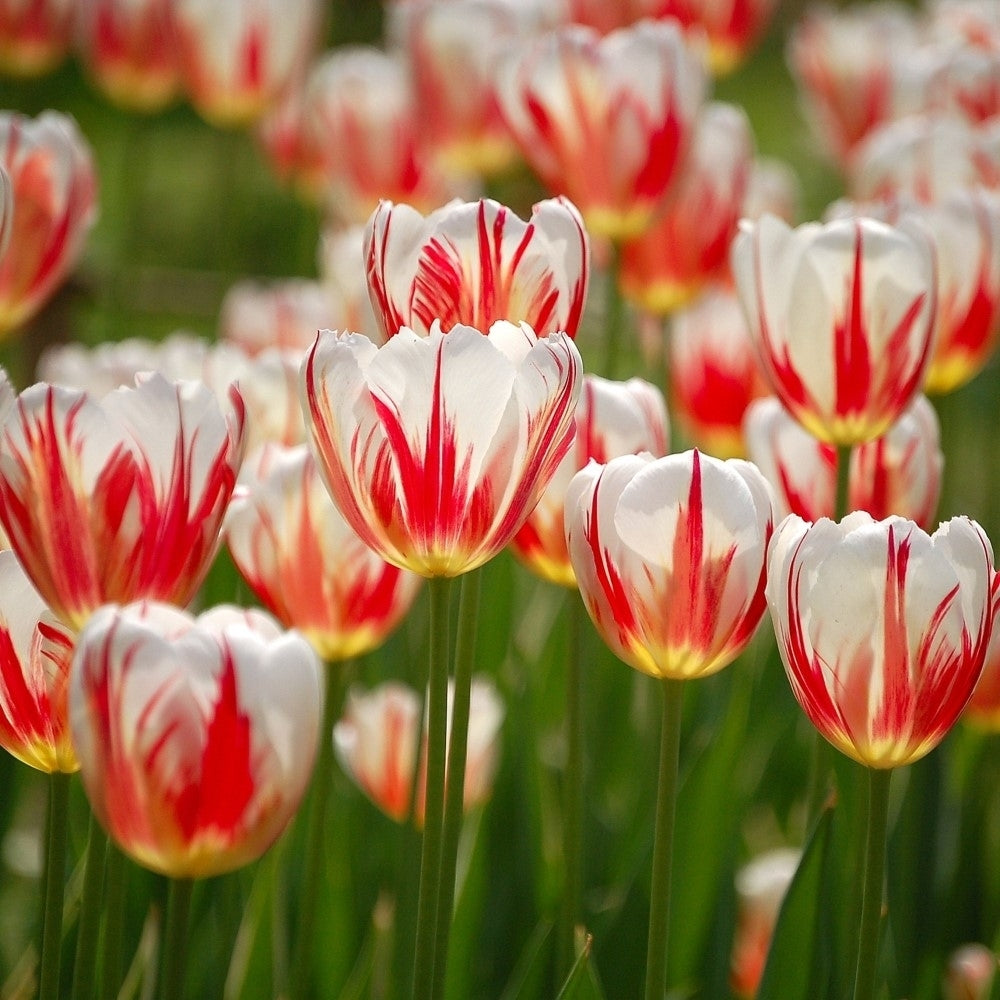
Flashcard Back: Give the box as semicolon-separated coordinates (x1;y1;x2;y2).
69;601;321;877
0;111;97;337
496;19;707;240
333;676;504;825
75;0;180;112
767;512;994;768
0;550;76;774
621;102;753;314
0;0;73;77
0;373;246;630
397;0;523;177
510;374;669;587
301;321;581;578
319;224;380;342
742;157;801;225
729;847;801;999
668;286;769;458
731;214;936;446
963;584;1000;729
302;47;464;225
565;449;775;679
745;395;943;528
219;277;333;357
226;444;423;661
255;85;325;199
786;4;921;169
364;197;590;342
171;0;320;128
922;41;1000;126
944;943;999;1000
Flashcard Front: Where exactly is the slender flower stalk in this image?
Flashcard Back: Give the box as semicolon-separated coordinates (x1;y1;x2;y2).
604;243;627;380
158;877;194;1000
101;843;127;999
854;767;892;1000
39;770;70;1000
71;815;108;1000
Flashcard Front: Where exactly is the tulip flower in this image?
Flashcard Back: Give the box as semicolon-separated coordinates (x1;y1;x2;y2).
731;214;936;446
0;373;246;631
0;0;73;77
944;944;998;1000
226;443;423;661
510;374;669;587
301;321;581;578
668;286;769;458
767;512;994;769
963;586;1000;730
565;448;775;679
621;102;754;314
743;157;801;224
364;197;590;342
75;0;180;112
319;224;380;342
0;111;97;336
730;848;801;999
333;677;504;825
0;550;76;774
496;19;707;240
171;0;321;128
745;395;942;528
69;601;322;877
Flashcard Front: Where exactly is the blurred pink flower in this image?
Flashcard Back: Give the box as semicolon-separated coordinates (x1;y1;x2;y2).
0;0;73;77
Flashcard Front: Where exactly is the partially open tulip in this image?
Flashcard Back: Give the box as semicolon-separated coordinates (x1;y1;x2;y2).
364;197;590;342
171;0;320;127
0;373;246;630
69;601;322;877
565;449;775;679
731;214;936;446
0;111;97;337
301;321;581;578
75;0;180;112
496;19;707;240
510;374;669;587
0;0;74;77
668;286;769;458
767;512;994;768
0;550;76;774
333;677;504;825
745;395;943;528
226;444;423;661
621;102;753;314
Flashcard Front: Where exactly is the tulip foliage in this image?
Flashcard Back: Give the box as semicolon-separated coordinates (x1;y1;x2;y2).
1;2;1000;1000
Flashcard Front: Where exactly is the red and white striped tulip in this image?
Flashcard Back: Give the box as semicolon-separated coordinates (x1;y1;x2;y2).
0;373;246;631
731;213;936;446
510;374;669;587
0;111;97;336
0;0;73;77
496;19;708;240
767;512;994;768
0;550;76;773
565;449;775;679
364;196;590;342
301;321;582;578
69;601;322;877
226;444;423;661
333;676;504;825
745;395;943;529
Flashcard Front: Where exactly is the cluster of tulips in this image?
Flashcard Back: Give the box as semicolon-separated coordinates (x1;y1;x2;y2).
0;0;999;999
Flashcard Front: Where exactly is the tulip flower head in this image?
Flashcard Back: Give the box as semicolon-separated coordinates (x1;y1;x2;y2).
731;213;937;446
333;677;504;825
944;943;998;1000
0;550;76;774
301;321;582;578
69;602;322;877
226;444;423;661
364;196;590;342
0;0;74;77
0;373;246;630
510;374;669;587
767;512;994;768
565;449;775;679
0;111;97;336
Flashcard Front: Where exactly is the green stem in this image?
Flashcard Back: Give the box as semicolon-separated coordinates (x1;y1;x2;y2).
643;679;684;1000
834;443;853;523
71;813;108;1000
431;569;482;1000
39;771;71;1000
289;661;347;1000
558;593;586;978
853;767;891;1000
158;877;194;1000
100;842;127;999
603;242;626;380
411;576;453;1000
